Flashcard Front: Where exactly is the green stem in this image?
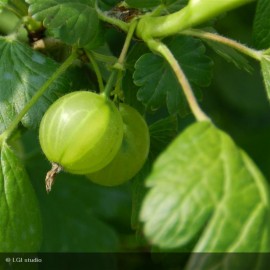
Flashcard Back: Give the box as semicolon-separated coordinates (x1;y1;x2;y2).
136;0;255;40
95;1;129;33
103;70;118;98
147;39;210;122
103;20;137;98
182;29;263;61
0;48;78;143
113;70;124;98
90;51;117;64
85;50;105;92
118;20;138;66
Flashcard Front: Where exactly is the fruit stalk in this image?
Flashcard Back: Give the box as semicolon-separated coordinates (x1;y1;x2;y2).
104;20;137;98
85;50;105;92
45;163;62;193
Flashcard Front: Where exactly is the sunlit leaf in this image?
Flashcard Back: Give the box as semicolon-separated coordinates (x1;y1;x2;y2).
0;142;42;252
26;0;99;46
0;36;70;133
141;122;270;255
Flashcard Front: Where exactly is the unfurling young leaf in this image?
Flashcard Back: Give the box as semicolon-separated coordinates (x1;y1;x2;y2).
0;142;42;252
141;122;270;259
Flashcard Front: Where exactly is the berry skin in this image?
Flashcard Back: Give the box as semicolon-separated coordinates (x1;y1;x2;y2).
39;91;123;175
88;103;150;186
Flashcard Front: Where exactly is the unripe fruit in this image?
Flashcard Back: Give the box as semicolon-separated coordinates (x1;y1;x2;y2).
88;104;150;186
39;91;123;176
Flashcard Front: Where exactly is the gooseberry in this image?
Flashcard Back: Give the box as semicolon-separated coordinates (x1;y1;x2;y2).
88;103;150;186
39;91;123;179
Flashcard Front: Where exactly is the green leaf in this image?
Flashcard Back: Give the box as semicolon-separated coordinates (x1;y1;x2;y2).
26;0;99;47
260;54;270;99
162;0;187;4
32;173;121;252
98;0;120;10
40;182;121;252
0;142;42;252
253;0;270;49
6;0;28;16
0;36;70;133
131;160;151;231
22;131;125;252
204;38;252;73
83;22;105;50
125;0;161;8
122;71;145;114
47;175;132;233
42;201;119;252
126;42;149;71
149;115;178;157
141;122;270;253
133;36;213;115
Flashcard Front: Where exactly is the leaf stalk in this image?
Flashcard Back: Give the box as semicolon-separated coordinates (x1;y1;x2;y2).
182;29;263;61
147;39;210;122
